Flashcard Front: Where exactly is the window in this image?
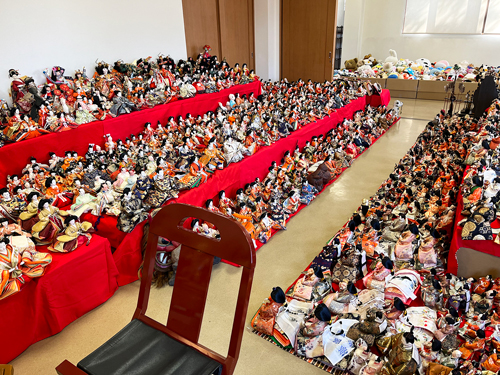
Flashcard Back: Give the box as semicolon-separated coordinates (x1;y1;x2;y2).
403;0;500;34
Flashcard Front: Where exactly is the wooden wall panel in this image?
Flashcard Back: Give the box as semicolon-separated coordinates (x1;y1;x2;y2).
218;0;255;70
182;0;221;59
281;0;337;82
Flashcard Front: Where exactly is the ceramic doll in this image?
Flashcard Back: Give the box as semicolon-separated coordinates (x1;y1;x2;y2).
394;225;419;261
459;329;486;360
0;237;52;300
323;281;359;315
218;190;235;216
49;215;93;253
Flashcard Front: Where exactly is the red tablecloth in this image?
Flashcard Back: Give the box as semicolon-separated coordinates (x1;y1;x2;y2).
0;81;261;185
0;235;119;363
110;91;391;285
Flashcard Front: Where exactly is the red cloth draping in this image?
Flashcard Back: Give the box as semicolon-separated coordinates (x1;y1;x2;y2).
0;81;261;185
367;90;391;107
109;91;391;285
0;235;118;363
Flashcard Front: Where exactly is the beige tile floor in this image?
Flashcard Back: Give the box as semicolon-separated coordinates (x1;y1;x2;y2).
10;98;445;375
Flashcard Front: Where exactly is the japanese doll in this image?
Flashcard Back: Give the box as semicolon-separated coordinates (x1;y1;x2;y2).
31;199;68;245
48;215;93;253
251;287;286;336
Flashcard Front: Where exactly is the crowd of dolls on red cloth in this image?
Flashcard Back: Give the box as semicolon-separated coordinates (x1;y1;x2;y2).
252;109;500;375
0;76;387;301
456;100;500;244
0;51;260;146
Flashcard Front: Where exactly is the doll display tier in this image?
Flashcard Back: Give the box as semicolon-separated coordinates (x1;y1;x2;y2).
79;90;391;286
0;81;262;185
448;170;500;275
250;111;492;374
0;235;118;363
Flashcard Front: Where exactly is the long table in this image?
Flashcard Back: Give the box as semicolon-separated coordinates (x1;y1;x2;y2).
0;235;118;363
0;81;262;184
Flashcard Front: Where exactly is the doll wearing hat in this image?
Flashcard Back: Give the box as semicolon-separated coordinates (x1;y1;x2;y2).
295;303;332;358
459;329;486;360
376;328;419;375
251;287;286;336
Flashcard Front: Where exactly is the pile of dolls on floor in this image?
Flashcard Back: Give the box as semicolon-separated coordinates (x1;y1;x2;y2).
0;77;388;300
337;48;497;82
0;46;258;146
456;100;500;244
251;110;500;374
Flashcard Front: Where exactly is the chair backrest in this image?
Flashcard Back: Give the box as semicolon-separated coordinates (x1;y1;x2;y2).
134;203;255;375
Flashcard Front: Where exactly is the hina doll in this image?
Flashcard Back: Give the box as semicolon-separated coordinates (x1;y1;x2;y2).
251;287;286;336
323;281;359;315
31;199;68;245
346;308;388;347
232;202;256;239
0;187;26;222
418;339;442;374
199;138;225;171
69;188;98;217
116;188;150;233
18;192;41;232
0;237;52;300
283;190;300;215
92;183;121;217
295;304;332;358
393;225;419;261
299;180;318;206
143;169;179;208
421;279;445;311
133;171;153;200
48;215;93;253
8;69;32;114
291;267;321;301
375;330;419;375
109;91;139;116
363;256;394;291
178;156;206;189
44;177;72;207
458;329;486;359
218;190;235;216
417;230;439;269
268;196;288;230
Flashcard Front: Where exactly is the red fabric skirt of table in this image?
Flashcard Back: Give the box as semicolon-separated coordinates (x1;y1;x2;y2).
0;235;119;363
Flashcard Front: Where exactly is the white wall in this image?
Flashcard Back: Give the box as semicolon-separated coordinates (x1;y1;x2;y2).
0;0;187;103
254;0;280;81
343;0;500;67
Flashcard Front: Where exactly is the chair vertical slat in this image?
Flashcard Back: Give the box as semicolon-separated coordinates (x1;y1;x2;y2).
166;245;214;343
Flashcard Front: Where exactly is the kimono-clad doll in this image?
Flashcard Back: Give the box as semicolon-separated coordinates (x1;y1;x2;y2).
143;169;180;209
217;190;235;216
283;190;300;215
251;287;286;336
323;281;359;315
255;212;273;245
384;269;421;305
434;308;460;354
199;138;225;172
482;350;500;373
299;179;318;206
0;187;26;222
421;279;445;311
31;199;68;245
416;229;440;270
295;304;332;358
375;329;420;375
0;237;52;300
291;267;322;301
91;182;121;217
232;202;256;240
459;329;486;360
331;244;362;284
363;256;394;291
69;188;98;217
393;224;419;262
346;308;388;347
109;91;139;117
18;192;41;232
472;275;492;295
49;215;93;253
178;156;206;189
418;338;442;374
44;177;72;208
117;188;150;233
133;171;153;201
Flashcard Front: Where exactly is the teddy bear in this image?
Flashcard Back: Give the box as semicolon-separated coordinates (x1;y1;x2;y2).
345;58;359;71
384;49;398;64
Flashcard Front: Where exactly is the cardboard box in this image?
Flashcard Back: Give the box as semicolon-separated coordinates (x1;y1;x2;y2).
456;81;478;95
416;91;447;100
389;90;417;99
386;79;419;91
417;80;450;93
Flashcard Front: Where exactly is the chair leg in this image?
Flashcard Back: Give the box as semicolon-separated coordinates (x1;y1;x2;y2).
55;360;88;375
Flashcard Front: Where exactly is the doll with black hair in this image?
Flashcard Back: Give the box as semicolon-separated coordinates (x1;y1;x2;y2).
375;327;419;375
251;286;286;336
459;328;486;360
116;188;150;233
48;215;93;253
0;236;52;300
31;198;68;245
295;303;332;358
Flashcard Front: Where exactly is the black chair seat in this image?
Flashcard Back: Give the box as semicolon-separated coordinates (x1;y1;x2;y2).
78;319;222;375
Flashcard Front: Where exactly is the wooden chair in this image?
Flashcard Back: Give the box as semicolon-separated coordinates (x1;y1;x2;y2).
56;203;255;375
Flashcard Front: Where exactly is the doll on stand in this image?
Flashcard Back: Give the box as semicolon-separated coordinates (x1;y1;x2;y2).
49;215;93;253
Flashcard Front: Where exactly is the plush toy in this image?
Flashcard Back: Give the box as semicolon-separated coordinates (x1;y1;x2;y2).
435;60;449;69
383;62;394;73
384;49;398;64
416;58;431;69
345;58;359;71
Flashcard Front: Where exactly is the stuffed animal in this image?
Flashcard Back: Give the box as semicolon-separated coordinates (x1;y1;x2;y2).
435;60;449;69
416;58;431;69
384;49;398;64
345;58;359;71
383;62;394;73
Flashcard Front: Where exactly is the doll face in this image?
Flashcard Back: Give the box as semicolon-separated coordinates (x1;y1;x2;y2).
43;202;49;209
103;67;108;74
140;171;146;178
0;242;6;251
79;188;85;195
69;219;76;226
2;192;10;200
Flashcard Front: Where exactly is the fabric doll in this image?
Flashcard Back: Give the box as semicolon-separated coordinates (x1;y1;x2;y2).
252;287;286;336
295;303;332;358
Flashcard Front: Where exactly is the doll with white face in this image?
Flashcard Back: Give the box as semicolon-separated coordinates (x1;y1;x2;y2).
49;215;94;253
31;199;68;245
